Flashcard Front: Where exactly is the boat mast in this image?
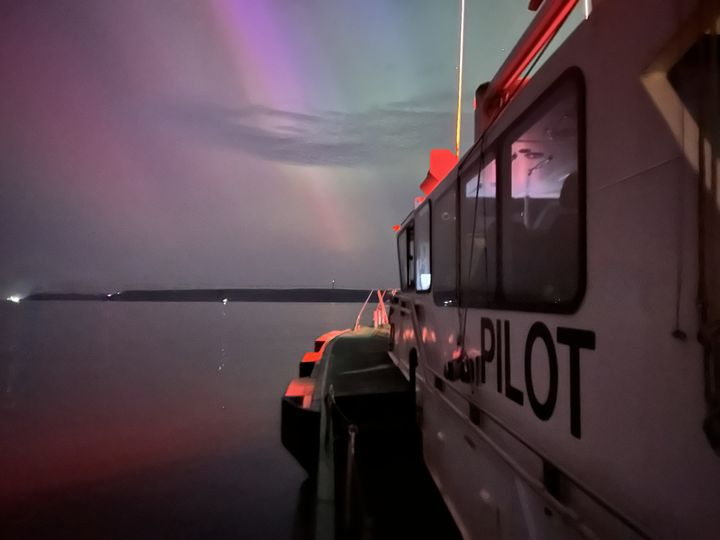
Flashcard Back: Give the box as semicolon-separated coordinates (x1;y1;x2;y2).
455;0;466;157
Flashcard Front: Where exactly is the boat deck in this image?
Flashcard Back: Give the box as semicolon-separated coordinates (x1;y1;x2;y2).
310;327;460;540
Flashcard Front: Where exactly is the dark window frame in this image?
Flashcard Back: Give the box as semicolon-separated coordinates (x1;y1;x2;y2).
458;151;501;309
414;200;432;294
397;225;410;291
407;226;416;290
397;223;417;291
431;178;460;307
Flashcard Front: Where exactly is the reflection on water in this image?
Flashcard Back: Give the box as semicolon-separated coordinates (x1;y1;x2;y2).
0;301;361;539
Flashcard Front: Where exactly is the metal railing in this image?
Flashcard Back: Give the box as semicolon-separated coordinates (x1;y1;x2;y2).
353;289;395;331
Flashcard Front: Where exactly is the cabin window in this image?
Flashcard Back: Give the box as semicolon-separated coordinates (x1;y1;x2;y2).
398;226;416;291
407;226;415;290
501;74;583;308
460;158;498;306
397;228;408;290
432;184;458;306
415;203;431;291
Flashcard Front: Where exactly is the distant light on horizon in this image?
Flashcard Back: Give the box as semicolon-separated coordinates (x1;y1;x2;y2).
222;298;228;305
6;295;22;303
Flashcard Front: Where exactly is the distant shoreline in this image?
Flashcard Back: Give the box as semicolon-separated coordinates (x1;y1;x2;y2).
21;288;378;303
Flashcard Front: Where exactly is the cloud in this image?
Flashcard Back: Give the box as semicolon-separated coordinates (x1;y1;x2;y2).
150;97;471;167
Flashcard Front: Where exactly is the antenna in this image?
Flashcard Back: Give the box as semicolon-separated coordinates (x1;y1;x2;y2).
455;0;466;158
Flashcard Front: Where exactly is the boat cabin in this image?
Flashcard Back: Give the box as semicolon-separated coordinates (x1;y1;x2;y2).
389;0;720;538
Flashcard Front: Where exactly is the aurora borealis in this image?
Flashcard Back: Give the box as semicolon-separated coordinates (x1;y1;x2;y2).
0;0;543;295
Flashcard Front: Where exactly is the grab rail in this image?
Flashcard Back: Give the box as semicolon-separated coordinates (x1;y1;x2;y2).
354;289;393;330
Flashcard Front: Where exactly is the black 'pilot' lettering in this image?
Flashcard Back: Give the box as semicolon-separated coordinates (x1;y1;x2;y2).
480;317;495;384
504;320;524;405
557;327;596;439
524;322;558;422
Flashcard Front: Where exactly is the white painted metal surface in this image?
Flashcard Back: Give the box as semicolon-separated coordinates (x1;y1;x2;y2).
389;1;720;538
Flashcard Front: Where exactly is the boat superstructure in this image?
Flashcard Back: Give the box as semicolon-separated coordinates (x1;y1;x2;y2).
388;0;720;538
280;0;720;538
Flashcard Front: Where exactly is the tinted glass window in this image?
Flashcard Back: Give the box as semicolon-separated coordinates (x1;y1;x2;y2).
502;76;581;306
432;184;458;306
415;204;431;291
407;227;416;290
460;159;497;306
397;229;408;290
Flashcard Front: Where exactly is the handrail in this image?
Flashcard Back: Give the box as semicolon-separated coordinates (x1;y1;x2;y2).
354;290;375;331
354;289;392;330
482;0;578;128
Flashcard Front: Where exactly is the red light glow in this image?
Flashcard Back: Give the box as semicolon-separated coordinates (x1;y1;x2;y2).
302;351;322;364
314;330;346;353
392;224;401;232
419;149;458;195
301;330;347;365
485;0;578;120
429;149;458;181
284;378;315;409
507;0;576;83
528;0;544;10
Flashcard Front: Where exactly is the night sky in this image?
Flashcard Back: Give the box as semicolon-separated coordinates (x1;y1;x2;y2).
0;0;543;296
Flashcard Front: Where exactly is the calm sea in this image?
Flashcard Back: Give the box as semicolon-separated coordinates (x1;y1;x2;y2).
0;301;363;539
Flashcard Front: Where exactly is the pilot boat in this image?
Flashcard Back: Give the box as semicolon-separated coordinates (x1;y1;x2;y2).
282;1;720;538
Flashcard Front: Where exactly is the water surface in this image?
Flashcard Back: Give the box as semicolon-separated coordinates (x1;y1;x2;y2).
0;301;362;539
